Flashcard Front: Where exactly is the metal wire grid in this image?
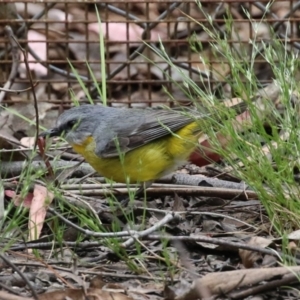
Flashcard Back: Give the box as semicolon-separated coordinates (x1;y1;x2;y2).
0;1;299;108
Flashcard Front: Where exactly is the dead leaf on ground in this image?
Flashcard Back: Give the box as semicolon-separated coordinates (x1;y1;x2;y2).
8;190;34;208
28;184;54;243
178;266;300;298
239;236;276;268
38;288;133;300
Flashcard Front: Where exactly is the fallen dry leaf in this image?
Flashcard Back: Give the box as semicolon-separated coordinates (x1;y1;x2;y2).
20;137;35;148
239;236;276;268
0;290;32;300
178;266;300;298
6;189;34;208
38;288;133;300
28;184;54;242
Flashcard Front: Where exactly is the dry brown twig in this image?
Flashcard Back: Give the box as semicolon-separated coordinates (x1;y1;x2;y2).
6;26;40;149
146;235;280;257
0;84;38;94
0;26;20;103
229;272;300;299
0;160;95;177
121;212;182;248
0;254;38;300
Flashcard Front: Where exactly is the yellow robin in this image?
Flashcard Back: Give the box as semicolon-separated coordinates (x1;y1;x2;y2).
40;103;246;187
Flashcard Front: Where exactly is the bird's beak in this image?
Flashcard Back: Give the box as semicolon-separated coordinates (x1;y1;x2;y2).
39;127;62;138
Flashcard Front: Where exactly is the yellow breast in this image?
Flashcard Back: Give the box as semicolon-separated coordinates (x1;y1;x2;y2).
71;122;199;183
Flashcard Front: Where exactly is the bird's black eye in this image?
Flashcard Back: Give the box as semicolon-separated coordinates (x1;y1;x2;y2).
66;120;77;129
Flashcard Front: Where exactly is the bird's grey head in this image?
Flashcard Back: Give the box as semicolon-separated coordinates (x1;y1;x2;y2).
40;105;105;145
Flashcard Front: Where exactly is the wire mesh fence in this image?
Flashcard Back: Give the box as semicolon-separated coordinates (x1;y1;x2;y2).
0;0;299;109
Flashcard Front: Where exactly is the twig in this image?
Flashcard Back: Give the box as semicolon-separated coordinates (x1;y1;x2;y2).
0;26;20;103
0;282;24;297
0;160;95;177
47;206;139;238
0;238;288;263
145;235;280;257
173;173;252;191
9;240;104;251
0;291;32;300
8;260;164;281
48;208;180;245
0;176;4;221
9;28;40;150
63;186;257;199
121;212;181;248
8;251;76;289
0;83;38;94
188;211;258;230
0;254;38;300
61;182;194;190
37;137;54;178
229;272;300;299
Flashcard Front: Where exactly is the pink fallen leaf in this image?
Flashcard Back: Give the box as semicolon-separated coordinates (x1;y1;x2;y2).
15;193;34;208
28;184;54;241
5;190;33;208
20;137;35;148
89;22;166;44
4;190;15;198
19;30;48;78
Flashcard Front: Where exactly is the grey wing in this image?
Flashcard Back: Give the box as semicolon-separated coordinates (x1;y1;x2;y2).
99;110;195;158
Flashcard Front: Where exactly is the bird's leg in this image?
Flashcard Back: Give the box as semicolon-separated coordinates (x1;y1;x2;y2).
135;181;153;196
120;181;153;206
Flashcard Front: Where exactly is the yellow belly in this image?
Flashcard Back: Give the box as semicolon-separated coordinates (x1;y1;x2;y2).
72;122;199;183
